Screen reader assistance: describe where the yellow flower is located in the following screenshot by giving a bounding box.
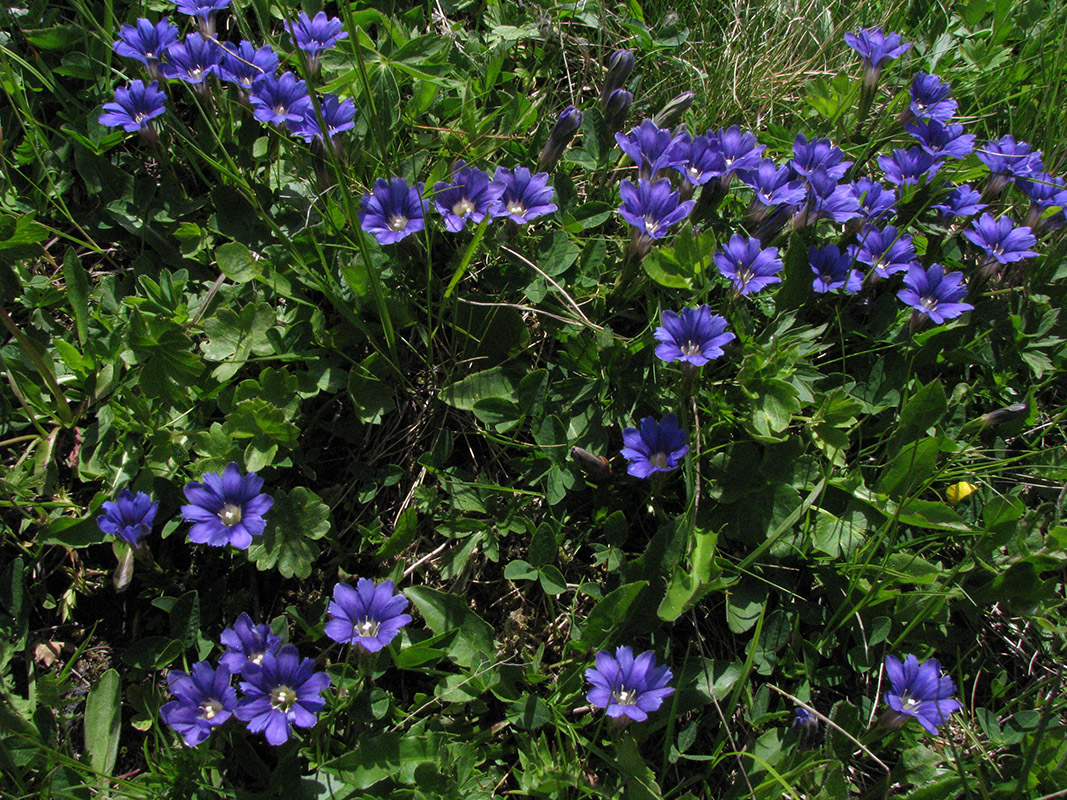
[946,481,977,505]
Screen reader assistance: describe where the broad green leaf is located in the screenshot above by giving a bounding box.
[168,590,200,649]
[62,248,90,344]
[378,507,417,560]
[215,241,260,284]
[406,586,496,668]
[321,731,442,789]
[247,487,332,579]
[200,302,275,381]
[572,581,647,648]
[528,523,557,568]
[84,669,121,776]
[439,366,516,411]
[877,437,940,498]
[888,380,947,457]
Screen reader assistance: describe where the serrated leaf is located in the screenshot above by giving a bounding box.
[247,487,331,579]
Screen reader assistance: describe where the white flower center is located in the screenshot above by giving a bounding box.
[199,699,223,720]
[644,216,660,234]
[274,104,287,116]
[356,618,381,638]
[681,341,702,356]
[218,503,242,527]
[388,214,409,232]
[249,651,265,665]
[921,296,939,311]
[613,687,638,705]
[270,686,297,712]
[452,198,475,217]
[649,452,668,469]
[506,200,526,216]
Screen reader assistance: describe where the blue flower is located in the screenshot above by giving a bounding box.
[600,49,635,108]
[962,213,1038,265]
[96,489,159,547]
[603,88,633,135]
[844,28,911,76]
[218,613,283,675]
[897,263,973,324]
[180,462,274,549]
[325,578,412,653]
[234,645,330,746]
[908,72,957,122]
[877,147,942,186]
[174,0,231,34]
[850,177,897,222]
[98,80,167,133]
[431,161,504,232]
[489,167,557,225]
[1017,172,1067,209]
[249,71,311,127]
[112,18,180,76]
[848,225,916,278]
[708,125,765,176]
[932,184,986,220]
[160,661,237,747]
[884,654,961,735]
[905,119,975,160]
[790,134,851,181]
[669,133,725,185]
[162,34,222,85]
[714,234,783,295]
[738,159,807,208]
[359,177,427,244]
[654,306,734,366]
[218,41,278,92]
[538,105,583,173]
[284,11,348,71]
[615,119,687,178]
[620,414,688,478]
[809,244,863,294]
[288,94,357,143]
[585,646,675,722]
[802,165,862,224]
[617,178,694,239]
[976,135,1044,180]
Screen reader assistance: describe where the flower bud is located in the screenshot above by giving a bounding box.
[981,402,1028,427]
[652,90,694,129]
[537,105,582,173]
[600,49,635,108]
[603,88,633,135]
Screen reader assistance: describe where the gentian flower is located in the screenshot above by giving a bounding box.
[615,119,687,178]
[976,135,1044,180]
[809,244,862,293]
[585,646,674,722]
[162,34,222,86]
[1017,173,1067,232]
[790,134,851,181]
[283,11,348,71]
[218,41,279,93]
[431,160,504,232]
[654,306,734,366]
[174,0,232,36]
[878,147,942,186]
[112,18,180,79]
[738,159,806,208]
[897,263,973,324]
[359,177,427,244]
[488,167,557,225]
[98,80,167,136]
[603,88,633,135]
[619,414,688,478]
[289,94,357,144]
[708,125,765,177]
[850,177,897,222]
[160,661,237,747]
[96,489,159,547]
[537,105,583,173]
[234,645,330,746]
[670,133,726,186]
[906,120,975,160]
[932,184,986,220]
[180,462,274,549]
[801,165,862,224]
[962,213,1038,265]
[848,225,916,278]
[907,73,957,123]
[793,706,819,730]
[324,578,412,652]
[883,654,962,735]
[249,71,311,127]
[600,49,635,109]
[845,28,911,86]
[617,178,694,239]
[714,234,783,295]
[218,613,283,675]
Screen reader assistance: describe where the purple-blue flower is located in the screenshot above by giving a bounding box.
[738,159,807,208]
[884,654,961,735]
[359,177,427,244]
[283,11,348,69]
[160,661,237,747]
[620,414,688,478]
[618,178,694,239]
[908,73,957,122]
[844,28,911,75]
[850,177,897,222]
[488,167,557,225]
[174,0,231,19]
[790,134,851,181]
[708,125,765,176]
[96,489,159,547]
[932,184,986,219]
[810,244,863,294]
[670,133,726,186]
[714,234,783,295]
[249,71,311,127]
[431,161,505,232]
[98,80,167,133]
[803,166,862,224]
[218,41,279,91]
[288,94,357,143]
[848,225,916,278]
[878,147,942,186]
[906,120,975,160]
[976,135,1043,180]
[162,34,222,85]
[962,213,1038,265]
[180,462,274,549]
[603,88,633,134]
[218,613,283,675]
[615,119,687,177]
[1017,172,1067,209]
[234,645,330,746]
[112,18,180,74]
[898,263,973,324]
[585,646,674,722]
[538,105,583,172]
[653,306,735,366]
[325,578,412,653]
[601,49,636,107]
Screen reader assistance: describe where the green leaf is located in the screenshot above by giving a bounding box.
[378,507,417,560]
[120,636,184,670]
[199,302,275,381]
[877,437,940,498]
[888,380,947,457]
[537,231,580,276]
[504,559,538,581]
[572,581,647,648]
[507,695,551,730]
[84,669,121,776]
[405,587,496,668]
[215,241,260,284]
[538,565,567,595]
[528,523,557,568]
[773,233,811,312]
[439,366,516,411]
[62,249,91,345]
[321,731,442,789]
[642,246,692,289]
[726,580,767,633]
[247,487,332,579]
[168,590,201,649]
